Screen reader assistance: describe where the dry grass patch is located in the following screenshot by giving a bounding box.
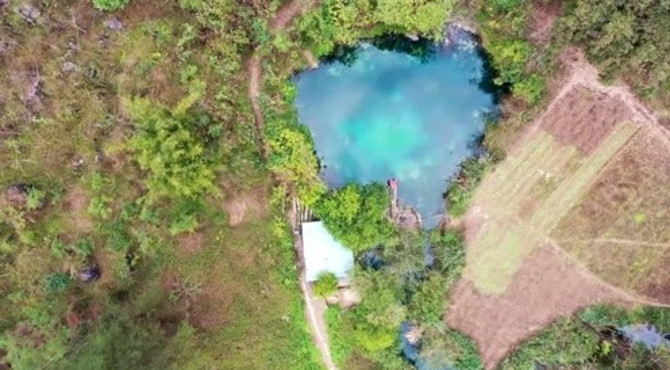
[553,127,670,301]
[448,245,624,370]
[223,187,270,227]
[465,120,637,294]
[63,184,93,233]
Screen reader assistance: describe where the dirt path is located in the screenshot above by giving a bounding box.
[289,200,338,370]
[247,2,334,368]
[247,0,314,160]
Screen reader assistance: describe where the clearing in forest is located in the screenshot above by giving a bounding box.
[446,51,670,369]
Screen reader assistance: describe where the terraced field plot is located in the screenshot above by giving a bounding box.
[447,59,670,369]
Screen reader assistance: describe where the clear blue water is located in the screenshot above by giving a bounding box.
[294,32,497,224]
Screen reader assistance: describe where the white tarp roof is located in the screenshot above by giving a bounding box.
[302,221,354,282]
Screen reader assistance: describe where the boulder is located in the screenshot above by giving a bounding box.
[337,287,361,308]
[78,265,100,283]
[103,17,123,31]
[62,61,77,73]
[4,184,29,208]
[16,4,40,25]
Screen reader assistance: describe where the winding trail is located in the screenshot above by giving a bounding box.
[248,0,314,160]
[247,2,337,369]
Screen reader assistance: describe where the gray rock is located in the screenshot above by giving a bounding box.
[15,4,40,25]
[24,77,42,103]
[78,265,100,283]
[0,40,9,54]
[4,184,29,208]
[62,61,77,73]
[104,17,123,31]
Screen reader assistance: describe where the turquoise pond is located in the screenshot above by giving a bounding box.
[294,31,497,224]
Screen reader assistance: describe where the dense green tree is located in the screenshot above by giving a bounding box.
[557,0,670,104]
[316,183,395,251]
[298,0,456,57]
[350,269,406,352]
[125,90,218,200]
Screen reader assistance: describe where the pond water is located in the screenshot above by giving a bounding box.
[294,29,497,224]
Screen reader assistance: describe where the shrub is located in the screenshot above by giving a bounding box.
[316,183,395,251]
[445,158,489,217]
[25,187,45,210]
[73,238,94,257]
[313,272,338,297]
[408,272,447,325]
[168,213,198,235]
[513,73,545,105]
[44,272,72,293]
[91,0,130,11]
[88,195,112,220]
[125,95,217,200]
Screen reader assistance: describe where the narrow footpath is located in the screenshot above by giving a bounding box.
[247,2,337,369]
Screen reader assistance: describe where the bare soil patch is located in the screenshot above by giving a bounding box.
[540,86,633,155]
[270,0,309,31]
[176,231,204,255]
[451,48,670,369]
[447,245,626,370]
[64,185,92,233]
[223,188,269,227]
[188,282,237,330]
[553,127,670,301]
[528,0,563,45]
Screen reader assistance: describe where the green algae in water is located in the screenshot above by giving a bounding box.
[294,33,497,224]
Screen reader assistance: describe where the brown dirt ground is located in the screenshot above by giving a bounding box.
[540,87,633,155]
[63,185,93,233]
[188,282,237,330]
[552,127,670,301]
[449,48,670,369]
[223,188,269,227]
[176,231,204,255]
[446,245,626,370]
[528,0,563,45]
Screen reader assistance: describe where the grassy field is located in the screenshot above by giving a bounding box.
[465,118,639,295]
[0,0,325,368]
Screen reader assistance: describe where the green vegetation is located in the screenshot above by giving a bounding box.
[265,83,325,207]
[2,0,669,369]
[316,183,395,252]
[91,0,130,11]
[125,92,219,201]
[445,157,491,217]
[298,0,456,57]
[314,272,339,297]
[476,0,548,105]
[503,305,670,369]
[324,229,481,369]
[557,0,670,105]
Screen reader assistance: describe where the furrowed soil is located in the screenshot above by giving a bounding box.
[448,49,670,369]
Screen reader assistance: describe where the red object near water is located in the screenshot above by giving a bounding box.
[389,178,398,190]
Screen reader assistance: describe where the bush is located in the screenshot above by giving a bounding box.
[501,318,599,369]
[313,272,338,297]
[126,95,218,200]
[420,327,483,370]
[44,272,71,293]
[26,187,45,210]
[513,73,545,105]
[445,158,489,217]
[408,272,447,325]
[92,0,130,11]
[168,213,198,235]
[316,183,395,251]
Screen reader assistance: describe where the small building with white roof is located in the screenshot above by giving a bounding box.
[301,221,354,282]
